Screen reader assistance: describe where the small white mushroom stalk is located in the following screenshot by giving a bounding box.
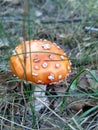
[32,84,49,112]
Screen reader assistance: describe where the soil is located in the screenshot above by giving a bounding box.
[0,0,98,130]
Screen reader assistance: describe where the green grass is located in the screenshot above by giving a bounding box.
[0,0,98,130]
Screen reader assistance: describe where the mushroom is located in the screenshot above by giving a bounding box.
[10,39,71,111]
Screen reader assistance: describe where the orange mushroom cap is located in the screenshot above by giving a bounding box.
[10,39,71,84]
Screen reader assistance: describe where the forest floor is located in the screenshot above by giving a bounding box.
[0,0,98,130]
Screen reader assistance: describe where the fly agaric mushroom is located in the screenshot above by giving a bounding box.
[10,39,71,111]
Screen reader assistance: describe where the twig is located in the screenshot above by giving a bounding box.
[0,16,90,23]
[40,18,85,24]
[84,26,98,32]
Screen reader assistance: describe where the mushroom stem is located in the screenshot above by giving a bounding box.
[33,84,49,111]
